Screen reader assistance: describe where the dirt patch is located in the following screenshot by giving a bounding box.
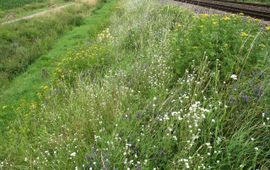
[1,0,98,25]
[1,3,74,25]
[77,0,97,5]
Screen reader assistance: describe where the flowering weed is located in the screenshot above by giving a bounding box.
[1,0,269,169]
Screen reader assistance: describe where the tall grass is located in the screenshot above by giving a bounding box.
[0,4,89,89]
[0,0,269,169]
[0,0,45,9]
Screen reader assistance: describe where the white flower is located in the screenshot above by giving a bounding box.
[144,159,148,165]
[254,147,259,151]
[185,162,190,169]
[173,136,177,141]
[70,152,76,157]
[230,74,238,80]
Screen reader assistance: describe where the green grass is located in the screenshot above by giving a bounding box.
[0,0,69,23]
[0,0,46,10]
[0,4,90,89]
[0,0,73,10]
[0,1,118,167]
[0,0,117,125]
[1,0,270,169]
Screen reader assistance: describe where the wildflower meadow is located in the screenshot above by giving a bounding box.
[0,0,269,169]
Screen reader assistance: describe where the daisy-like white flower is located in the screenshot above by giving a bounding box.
[230,74,238,80]
[70,152,76,157]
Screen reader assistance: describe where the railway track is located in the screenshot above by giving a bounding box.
[175,0,270,20]
[215,0,270,8]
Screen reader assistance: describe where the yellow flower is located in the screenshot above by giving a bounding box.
[266,26,270,31]
[30,103,37,110]
[223,16,230,21]
[213,21,218,25]
[200,13,209,18]
[37,92,42,98]
[43,85,49,91]
[240,32,248,37]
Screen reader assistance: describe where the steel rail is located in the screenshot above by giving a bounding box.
[214,0,270,8]
[175,0,270,20]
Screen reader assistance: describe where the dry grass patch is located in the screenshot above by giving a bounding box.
[76,0,97,5]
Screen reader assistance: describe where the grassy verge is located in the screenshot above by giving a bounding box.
[1,0,270,169]
[0,0,52,10]
[0,0,70,23]
[0,0,117,125]
[0,3,88,89]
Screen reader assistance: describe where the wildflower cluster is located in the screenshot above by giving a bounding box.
[53,43,110,86]
[1,0,269,169]
[97,28,113,42]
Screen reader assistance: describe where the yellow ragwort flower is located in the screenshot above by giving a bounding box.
[30,103,37,110]
[266,26,270,31]
[200,13,209,18]
[223,16,230,21]
[241,32,248,37]
[43,85,49,91]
